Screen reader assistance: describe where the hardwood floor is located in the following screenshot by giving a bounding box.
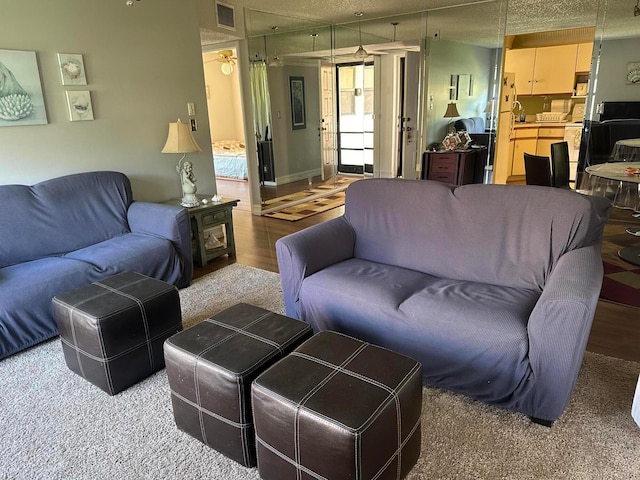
[196,181,640,364]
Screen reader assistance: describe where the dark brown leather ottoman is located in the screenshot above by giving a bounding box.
[163,303,313,467]
[252,331,423,480]
[52,271,182,396]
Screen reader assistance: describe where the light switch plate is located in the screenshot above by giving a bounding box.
[187,102,195,116]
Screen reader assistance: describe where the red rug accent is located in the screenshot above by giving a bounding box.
[600,261,640,308]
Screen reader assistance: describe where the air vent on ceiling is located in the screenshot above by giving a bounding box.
[216,1,235,31]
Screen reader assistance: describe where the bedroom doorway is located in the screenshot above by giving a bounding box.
[202,47,250,207]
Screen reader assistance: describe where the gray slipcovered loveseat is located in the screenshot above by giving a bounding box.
[0,171,192,360]
[276,178,611,423]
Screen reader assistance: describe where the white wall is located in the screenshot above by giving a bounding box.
[425,40,493,146]
[0,0,215,201]
[203,52,244,143]
[594,37,640,105]
[268,63,321,183]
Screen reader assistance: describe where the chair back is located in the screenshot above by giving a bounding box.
[524,152,552,186]
[550,141,571,189]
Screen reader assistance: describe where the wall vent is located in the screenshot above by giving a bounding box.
[216,2,235,31]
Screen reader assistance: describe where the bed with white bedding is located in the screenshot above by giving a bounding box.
[213,140,248,179]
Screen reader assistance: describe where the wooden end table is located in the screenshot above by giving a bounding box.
[163,195,239,267]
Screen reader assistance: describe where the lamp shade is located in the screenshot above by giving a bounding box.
[443,102,460,118]
[161,119,202,154]
[354,45,368,59]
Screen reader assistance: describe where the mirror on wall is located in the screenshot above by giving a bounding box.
[245,9,430,211]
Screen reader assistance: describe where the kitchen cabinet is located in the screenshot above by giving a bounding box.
[536,126,566,158]
[505,45,578,95]
[575,43,593,72]
[503,124,565,182]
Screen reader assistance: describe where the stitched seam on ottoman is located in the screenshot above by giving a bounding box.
[371,417,421,480]
[95,282,154,371]
[59,323,180,363]
[238,375,249,466]
[206,316,284,354]
[255,434,328,480]
[68,306,86,380]
[293,343,368,480]
[96,311,114,394]
[170,389,252,429]
[291,350,421,480]
[188,315,267,447]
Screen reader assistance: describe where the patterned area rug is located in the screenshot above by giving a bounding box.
[263,191,345,221]
[262,177,359,221]
[601,260,640,308]
[599,208,640,308]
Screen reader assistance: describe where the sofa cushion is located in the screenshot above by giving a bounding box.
[0,257,95,359]
[298,258,540,404]
[344,179,610,290]
[0,171,132,269]
[63,233,183,285]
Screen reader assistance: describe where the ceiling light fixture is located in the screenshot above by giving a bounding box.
[125,0,140,6]
[216,49,237,75]
[391,22,399,42]
[268,26,284,67]
[354,12,368,59]
[311,33,318,52]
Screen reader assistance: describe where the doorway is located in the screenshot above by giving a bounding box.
[336,62,375,175]
[201,47,250,206]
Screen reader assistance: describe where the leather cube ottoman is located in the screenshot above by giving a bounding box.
[252,331,423,480]
[52,271,182,396]
[163,303,313,467]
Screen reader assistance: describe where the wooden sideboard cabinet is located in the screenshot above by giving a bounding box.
[421,149,484,185]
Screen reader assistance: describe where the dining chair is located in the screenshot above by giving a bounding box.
[524,152,552,186]
[550,141,572,189]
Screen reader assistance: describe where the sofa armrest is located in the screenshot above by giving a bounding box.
[276,216,354,318]
[526,244,603,420]
[127,202,193,288]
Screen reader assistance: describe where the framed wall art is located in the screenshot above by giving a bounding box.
[626,62,640,84]
[65,90,94,121]
[289,76,306,130]
[57,53,87,85]
[0,49,48,127]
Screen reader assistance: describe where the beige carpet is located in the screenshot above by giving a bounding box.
[1,264,639,479]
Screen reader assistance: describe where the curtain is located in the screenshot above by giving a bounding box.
[250,62,272,141]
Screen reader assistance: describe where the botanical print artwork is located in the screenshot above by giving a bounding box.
[57,53,87,85]
[65,90,94,121]
[0,49,47,127]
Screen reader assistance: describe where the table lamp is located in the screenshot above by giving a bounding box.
[161,119,202,207]
[444,102,460,133]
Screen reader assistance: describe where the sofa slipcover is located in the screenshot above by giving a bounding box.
[0,171,192,360]
[276,178,611,423]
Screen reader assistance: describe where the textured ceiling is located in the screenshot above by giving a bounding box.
[236,0,638,41]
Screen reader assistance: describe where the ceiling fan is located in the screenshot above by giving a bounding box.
[216,50,237,75]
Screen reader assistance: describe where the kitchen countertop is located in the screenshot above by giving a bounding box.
[512,122,570,128]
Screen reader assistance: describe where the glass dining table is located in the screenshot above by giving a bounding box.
[578,161,640,266]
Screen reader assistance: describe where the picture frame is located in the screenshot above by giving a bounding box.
[65,90,94,121]
[57,53,87,85]
[289,76,306,130]
[0,49,48,127]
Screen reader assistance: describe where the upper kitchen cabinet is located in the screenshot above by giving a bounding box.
[506,44,578,95]
[575,42,593,72]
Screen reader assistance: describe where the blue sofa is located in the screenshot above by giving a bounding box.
[0,171,192,360]
[276,178,611,423]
